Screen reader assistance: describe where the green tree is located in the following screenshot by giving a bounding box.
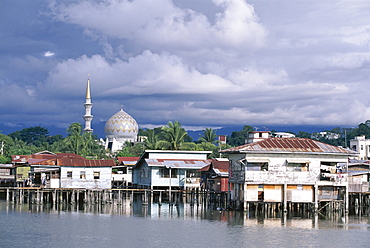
[296,131,311,139]
[116,142,145,157]
[199,128,217,143]
[61,123,106,158]
[9,138,36,155]
[63,123,84,154]
[0,133,13,157]
[80,132,106,158]
[9,126,49,146]
[142,129,164,150]
[227,125,253,147]
[161,121,188,150]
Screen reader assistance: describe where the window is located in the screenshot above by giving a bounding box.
[94,171,100,179]
[67,171,72,178]
[286,162,309,172]
[186,170,201,178]
[80,171,86,179]
[159,168,178,178]
[246,162,268,171]
[361,145,364,150]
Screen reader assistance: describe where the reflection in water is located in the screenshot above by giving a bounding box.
[1,199,370,230]
[2,200,370,248]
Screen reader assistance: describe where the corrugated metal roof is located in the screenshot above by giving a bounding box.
[28,158,51,165]
[12,153,86,164]
[348,170,370,176]
[210,160,229,173]
[145,159,210,169]
[117,157,140,165]
[56,159,115,167]
[222,137,358,154]
[118,157,140,162]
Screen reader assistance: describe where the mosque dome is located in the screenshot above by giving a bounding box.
[104,108,139,142]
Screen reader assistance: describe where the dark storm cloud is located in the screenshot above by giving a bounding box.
[2,0,370,135]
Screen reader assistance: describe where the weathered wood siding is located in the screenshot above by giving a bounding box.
[229,154,349,185]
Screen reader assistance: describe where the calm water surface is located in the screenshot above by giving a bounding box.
[1,200,370,248]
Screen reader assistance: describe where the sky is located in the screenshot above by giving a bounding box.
[1,0,370,138]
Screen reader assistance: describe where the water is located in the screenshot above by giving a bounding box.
[1,201,370,248]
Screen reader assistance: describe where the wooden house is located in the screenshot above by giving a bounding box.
[112,157,140,188]
[12,151,115,189]
[12,151,84,187]
[222,137,357,211]
[199,158,229,192]
[347,160,370,193]
[132,150,211,190]
[0,164,15,187]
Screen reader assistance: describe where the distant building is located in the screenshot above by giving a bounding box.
[218,135,227,145]
[83,78,93,133]
[245,131,270,144]
[100,108,139,153]
[350,136,370,160]
[311,131,340,140]
[274,132,295,138]
[245,131,295,144]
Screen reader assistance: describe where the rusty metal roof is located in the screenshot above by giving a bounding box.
[222,137,358,154]
[117,157,140,165]
[145,159,210,169]
[12,153,86,164]
[56,159,115,167]
[198,159,229,177]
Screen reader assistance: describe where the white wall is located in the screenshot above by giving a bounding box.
[60,167,112,189]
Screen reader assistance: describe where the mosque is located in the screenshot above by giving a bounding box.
[83,79,139,152]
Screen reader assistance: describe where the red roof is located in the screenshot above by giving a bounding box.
[222,137,357,154]
[199,160,229,172]
[56,159,115,167]
[117,157,140,163]
[12,153,86,163]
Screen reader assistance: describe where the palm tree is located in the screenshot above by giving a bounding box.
[63,123,83,154]
[161,121,188,150]
[62,123,107,158]
[199,128,217,143]
[141,129,169,150]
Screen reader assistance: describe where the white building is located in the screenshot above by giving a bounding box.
[350,136,370,160]
[132,150,211,190]
[101,108,139,152]
[222,137,357,211]
[83,79,93,133]
[13,152,115,189]
[245,131,270,144]
[58,159,114,189]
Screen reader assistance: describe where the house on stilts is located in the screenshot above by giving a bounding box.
[221,135,358,212]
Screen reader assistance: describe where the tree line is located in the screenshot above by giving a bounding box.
[1,120,370,163]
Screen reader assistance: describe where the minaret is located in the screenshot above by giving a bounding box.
[83,78,93,132]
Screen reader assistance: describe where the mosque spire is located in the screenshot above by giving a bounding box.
[83,77,93,133]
